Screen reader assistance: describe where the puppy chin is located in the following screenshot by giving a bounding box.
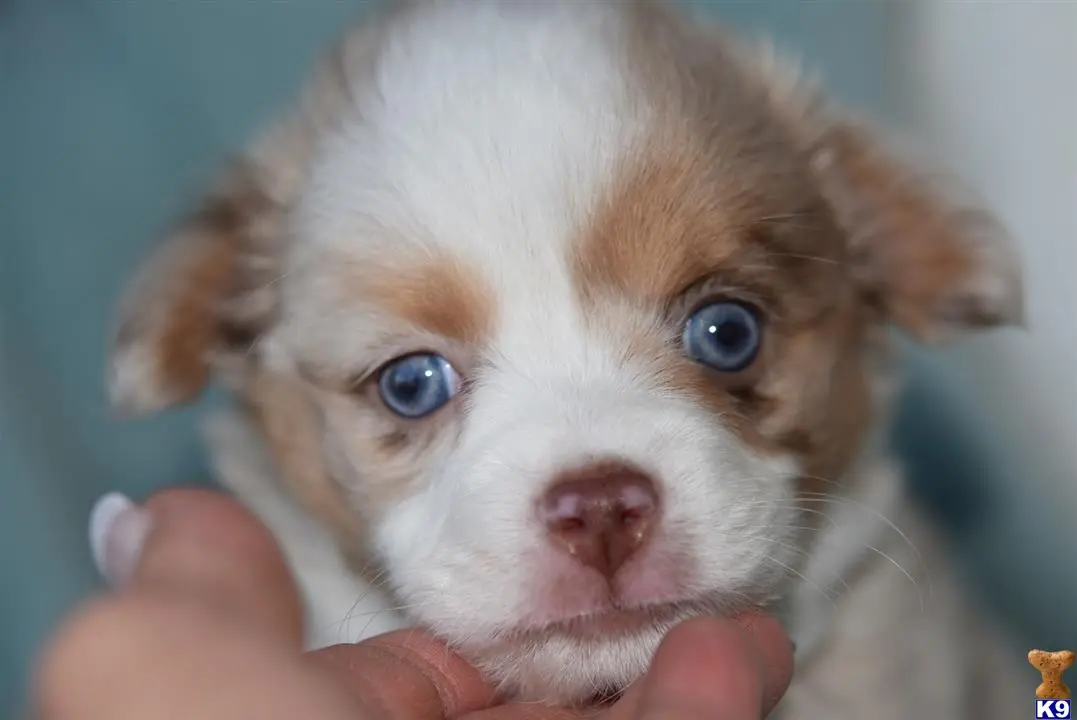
[464,617,674,705]
[450,553,781,706]
[461,588,771,706]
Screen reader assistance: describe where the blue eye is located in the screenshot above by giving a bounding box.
[377,353,459,418]
[682,301,762,372]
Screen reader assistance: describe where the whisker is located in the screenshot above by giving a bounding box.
[732,483,927,585]
[256,270,290,290]
[760,555,838,608]
[767,251,843,266]
[737,497,929,604]
[795,487,932,599]
[865,542,925,611]
[765,537,850,595]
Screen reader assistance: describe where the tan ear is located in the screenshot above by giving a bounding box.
[108,163,283,416]
[809,121,1025,342]
[107,15,373,416]
[733,39,1023,342]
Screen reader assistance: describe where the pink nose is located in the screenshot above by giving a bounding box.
[538,462,660,580]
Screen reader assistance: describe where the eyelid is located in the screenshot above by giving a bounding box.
[294,351,431,396]
[359,347,471,399]
[349,349,438,393]
[673,278,770,323]
[345,364,382,394]
[291,328,467,395]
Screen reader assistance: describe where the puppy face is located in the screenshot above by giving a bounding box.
[108,0,1022,704]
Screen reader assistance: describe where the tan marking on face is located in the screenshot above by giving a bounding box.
[360,252,497,346]
[572,3,875,489]
[573,131,872,478]
[613,291,873,492]
[757,314,876,489]
[574,149,743,306]
[242,368,362,543]
[241,367,441,583]
[243,252,482,573]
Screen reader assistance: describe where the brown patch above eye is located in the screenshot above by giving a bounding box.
[360,251,497,346]
[240,368,364,544]
[571,152,744,308]
[575,170,874,489]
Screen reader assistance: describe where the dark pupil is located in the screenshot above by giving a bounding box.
[713,319,748,348]
[389,367,422,400]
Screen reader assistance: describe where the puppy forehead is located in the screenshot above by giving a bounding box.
[302,1,645,260]
[290,0,822,349]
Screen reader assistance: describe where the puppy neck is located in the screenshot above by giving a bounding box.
[774,424,906,664]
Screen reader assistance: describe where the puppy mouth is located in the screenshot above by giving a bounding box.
[515,597,721,641]
[550,605,679,638]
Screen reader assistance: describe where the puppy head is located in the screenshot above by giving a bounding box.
[108,0,1022,704]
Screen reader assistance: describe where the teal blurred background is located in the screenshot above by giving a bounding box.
[2,1,1074,716]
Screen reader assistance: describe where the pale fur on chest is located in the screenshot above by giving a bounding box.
[205,404,1028,718]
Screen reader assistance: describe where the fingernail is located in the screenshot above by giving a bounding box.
[89,492,151,587]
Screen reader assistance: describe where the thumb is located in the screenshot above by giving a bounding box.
[611,614,794,720]
[89,487,304,645]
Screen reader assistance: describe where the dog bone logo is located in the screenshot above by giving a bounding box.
[1029,649,1076,700]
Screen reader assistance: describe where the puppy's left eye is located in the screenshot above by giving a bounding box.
[682,301,762,372]
[377,353,460,418]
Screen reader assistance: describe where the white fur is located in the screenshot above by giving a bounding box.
[252,2,814,700]
[169,0,1029,714]
[278,0,652,374]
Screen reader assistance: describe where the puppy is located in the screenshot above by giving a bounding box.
[108,0,1031,716]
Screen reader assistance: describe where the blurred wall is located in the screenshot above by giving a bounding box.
[897,0,1077,646]
[1,1,369,713]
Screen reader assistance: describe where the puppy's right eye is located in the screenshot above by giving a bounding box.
[377,353,460,419]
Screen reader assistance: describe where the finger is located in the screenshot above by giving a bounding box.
[311,630,499,719]
[609,614,794,720]
[89,488,303,646]
[33,594,360,720]
[35,542,498,720]
[461,613,794,720]
[461,704,589,720]
[731,612,795,712]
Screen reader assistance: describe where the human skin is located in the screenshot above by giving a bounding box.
[30,489,795,720]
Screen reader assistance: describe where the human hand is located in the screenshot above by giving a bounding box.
[31,488,794,719]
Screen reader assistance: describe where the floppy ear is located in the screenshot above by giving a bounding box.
[106,17,375,416]
[107,162,286,416]
[739,40,1023,342]
[807,119,1025,342]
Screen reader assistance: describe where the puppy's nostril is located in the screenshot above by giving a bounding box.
[538,462,660,580]
[553,516,587,533]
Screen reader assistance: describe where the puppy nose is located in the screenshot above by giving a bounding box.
[539,462,659,580]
